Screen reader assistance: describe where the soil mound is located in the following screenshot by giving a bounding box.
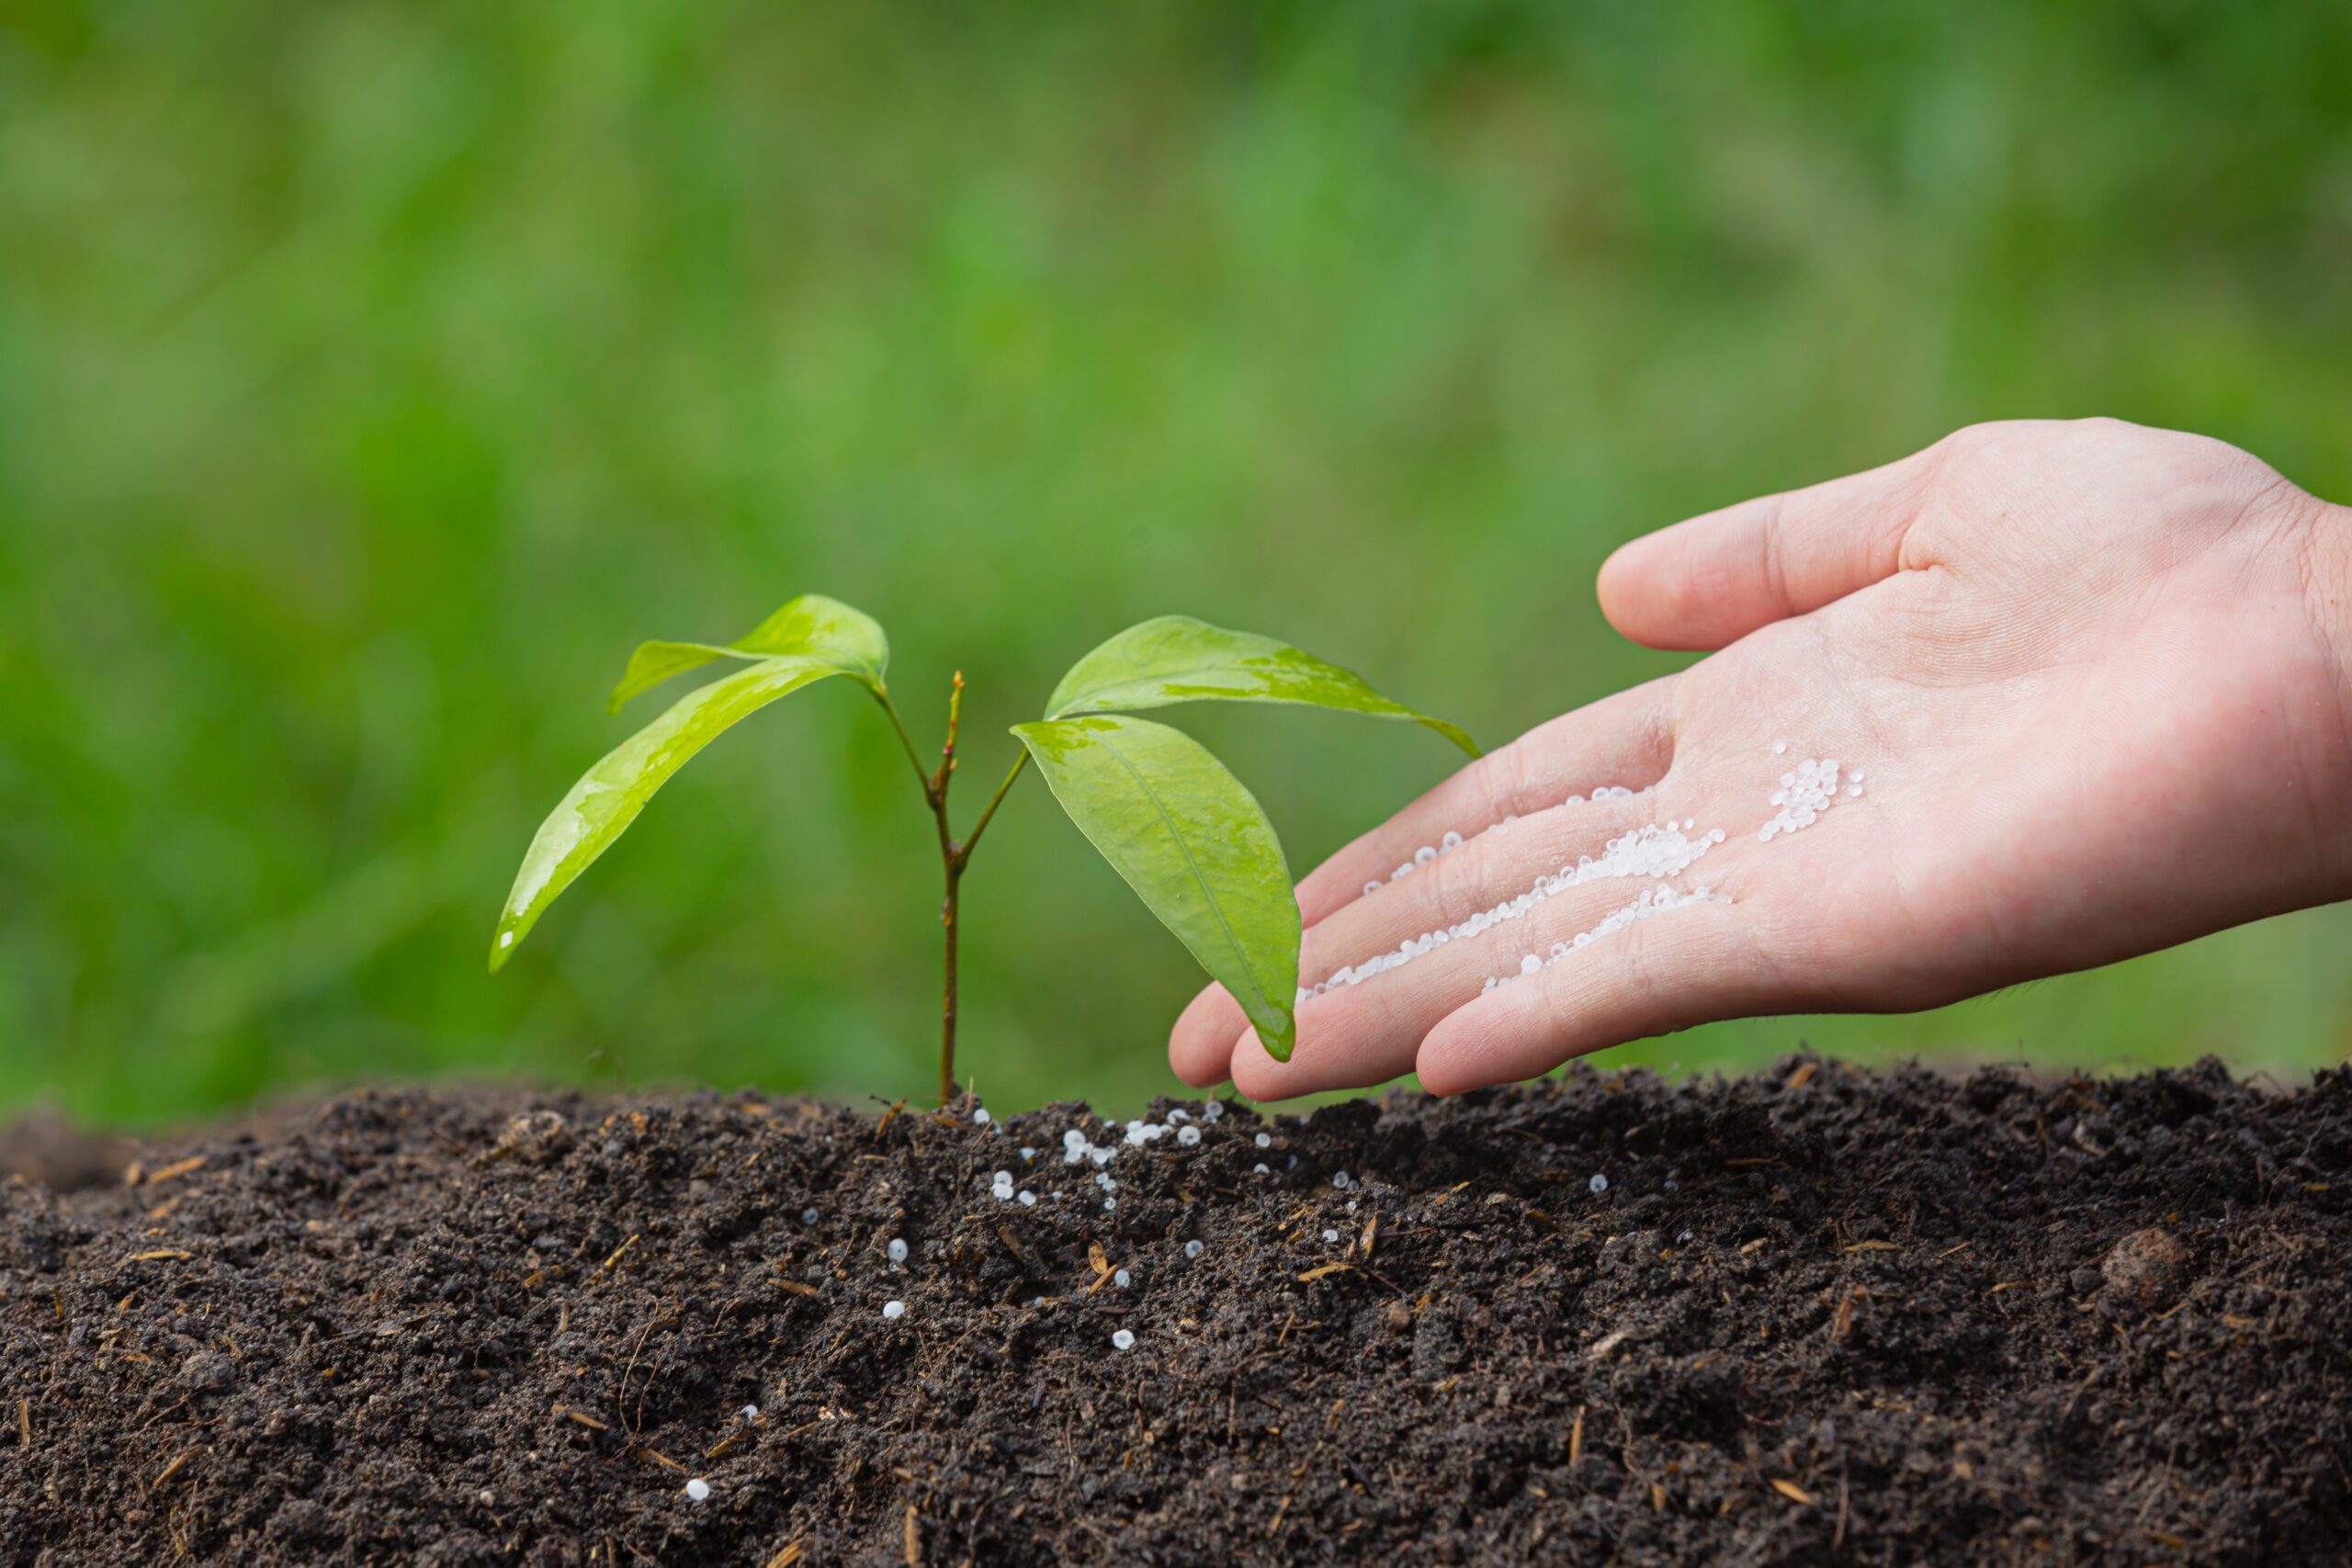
[4,1057,2347,1565]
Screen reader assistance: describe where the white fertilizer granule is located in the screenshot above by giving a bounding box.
[881,1300,906,1320]
[1111,1330,1136,1350]
[1759,756,1840,841]
[1483,885,1731,992]
[685,1478,711,1502]
[1302,818,1726,1001]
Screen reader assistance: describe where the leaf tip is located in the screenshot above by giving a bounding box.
[488,923,521,973]
[1258,1009,1298,1063]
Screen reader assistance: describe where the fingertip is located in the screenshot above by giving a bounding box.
[1413,965,1586,1095]
[1593,536,1657,642]
[1597,526,1735,651]
[1411,1006,1501,1098]
[1168,985,1244,1088]
[1169,1037,1231,1089]
[1227,1029,1310,1103]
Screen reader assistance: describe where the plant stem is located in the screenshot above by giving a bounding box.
[876,688,933,797]
[938,852,963,1109]
[961,751,1031,857]
[931,673,965,1105]
[885,674,1030,1107]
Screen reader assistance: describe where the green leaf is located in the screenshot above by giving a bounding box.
[1045,615,1478,755]
[492,656,854,970]
[608,593,888,712]
[1013,715,1303,1060]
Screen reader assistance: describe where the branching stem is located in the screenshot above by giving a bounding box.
[882,672,1030,1106]
[962,751,1031,858]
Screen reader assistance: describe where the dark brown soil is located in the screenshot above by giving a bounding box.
[4,1056,2349,1566]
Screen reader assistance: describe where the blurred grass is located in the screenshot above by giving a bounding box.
[2,0,2348,1125]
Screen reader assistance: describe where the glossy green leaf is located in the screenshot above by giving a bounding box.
[1013,715,1302,1059]
[1044,615,1479,756]
[492,656,854,969]
[608,593,889,712]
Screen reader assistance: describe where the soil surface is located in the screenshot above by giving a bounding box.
[3,1056,2349,1566]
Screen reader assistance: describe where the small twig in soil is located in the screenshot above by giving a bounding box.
[617,1314,662,1436]
[2060,1364,2105,1425]
[143,1155,207,1187]
[135,1395,190,1434]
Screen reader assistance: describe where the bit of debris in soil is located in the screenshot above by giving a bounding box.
[2,1056,2348,1564]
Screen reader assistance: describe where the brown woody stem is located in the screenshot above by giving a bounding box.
[881,673,1027,1107]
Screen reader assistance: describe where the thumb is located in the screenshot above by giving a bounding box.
[1598,437,1948,650]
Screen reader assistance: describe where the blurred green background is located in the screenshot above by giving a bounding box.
[4,1,2349,1126]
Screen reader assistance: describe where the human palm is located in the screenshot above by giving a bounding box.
[1170,419,2352,1099]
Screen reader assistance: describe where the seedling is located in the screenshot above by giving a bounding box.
[491,595,1476,1102]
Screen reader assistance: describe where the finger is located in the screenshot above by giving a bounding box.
[1296,791,1670,997]
[1293,678,1678,924]
[1414,898,1779,1094]
[1175,783,1674,1092]
[1169,982,1244,1088]
[1233,811,1738,1100]
[1597,438,1948,650]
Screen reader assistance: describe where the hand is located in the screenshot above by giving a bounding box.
[1170,418,2352,1099]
